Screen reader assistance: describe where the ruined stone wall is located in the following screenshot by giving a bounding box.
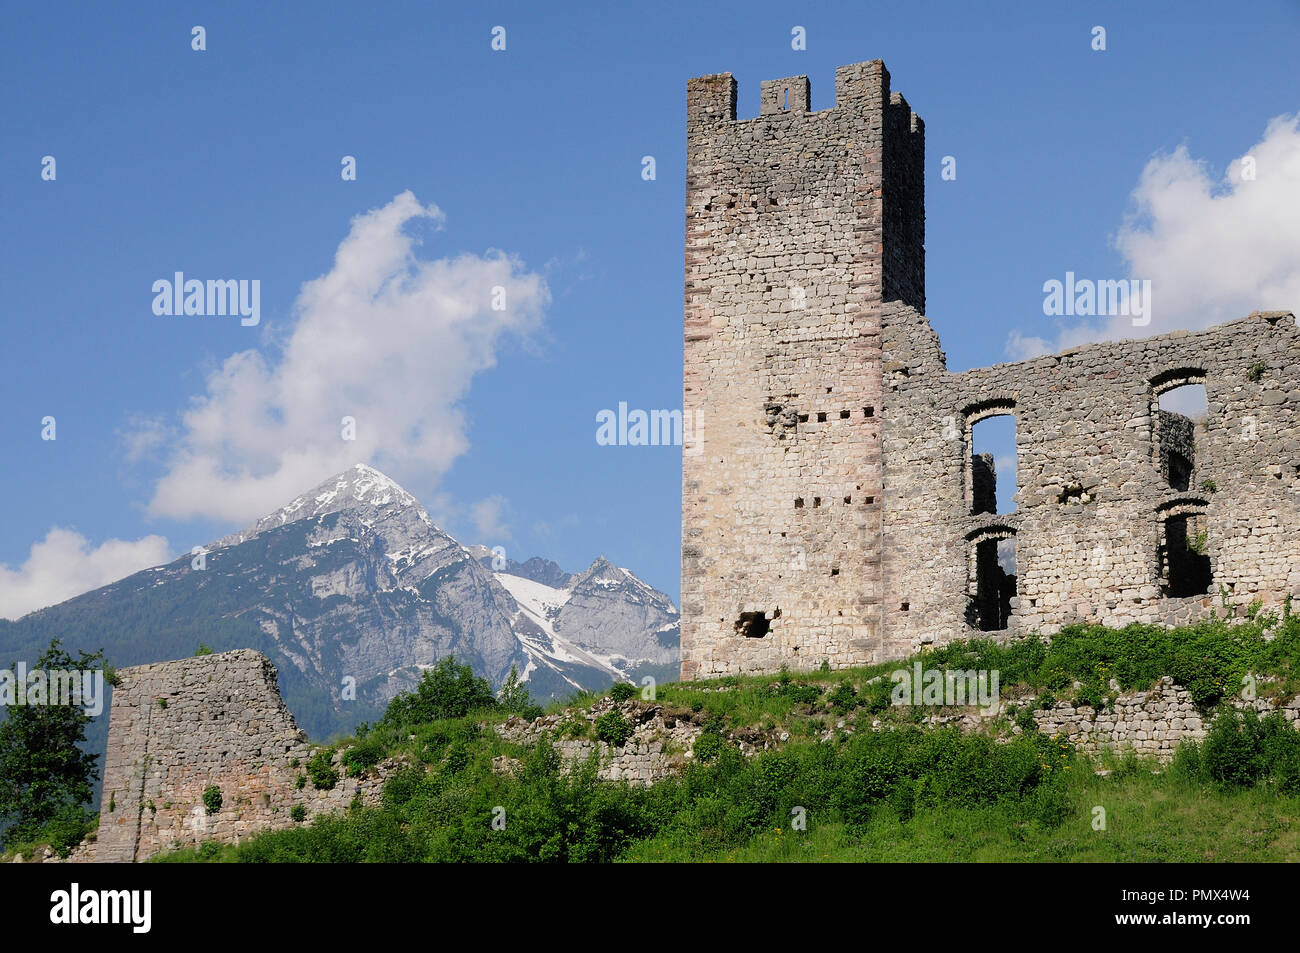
[881,303,1300,656]
[681,60,923,678]
[95,649,391,862]
[680,58,1300,680]
[1033,677,1300,759]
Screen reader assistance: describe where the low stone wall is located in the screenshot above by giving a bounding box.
[1032,676,1300,759]
[495,698,708,784]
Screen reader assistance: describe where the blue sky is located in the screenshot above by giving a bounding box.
[3,0,1298,615]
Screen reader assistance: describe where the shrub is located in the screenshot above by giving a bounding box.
[1033,777,1070,828]
[595,710,634,748]
[306,750,339,790]
[341,739,384,776]
[290,805,306,823]
[498,665,542,718]
[692,731,724,763]
[380,656,497,728]
[609,682,637,703]
[827,681,858,713]
[202,785,222,815]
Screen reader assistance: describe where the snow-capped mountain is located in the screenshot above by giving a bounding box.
[0,464,680,740]
[474,550,680,689]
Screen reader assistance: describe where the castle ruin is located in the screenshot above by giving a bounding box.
[93,650,391,862]
[680,58,1300,680]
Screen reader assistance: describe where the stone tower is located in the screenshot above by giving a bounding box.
[680,60,924,679]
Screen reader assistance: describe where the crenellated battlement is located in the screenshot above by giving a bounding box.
[686,59,921,129]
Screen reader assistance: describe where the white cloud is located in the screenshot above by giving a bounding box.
[470,495,511,544]
[0,528,171,620]
[144,191,549,523]
[1006,114,1300,357]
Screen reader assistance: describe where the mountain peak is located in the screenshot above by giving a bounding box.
[212,463,433,549]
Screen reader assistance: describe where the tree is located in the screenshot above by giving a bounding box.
[0,639,111,847]
[497,665,540,717]
[380,656,497,727]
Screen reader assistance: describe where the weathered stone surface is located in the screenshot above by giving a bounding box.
[89,649,396,862]
[1031,676,1300,760]
[681,57,1300,679]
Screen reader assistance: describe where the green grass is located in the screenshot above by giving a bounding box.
[149,617,1300,863]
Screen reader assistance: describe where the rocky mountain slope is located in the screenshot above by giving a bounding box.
[0,464,679,741]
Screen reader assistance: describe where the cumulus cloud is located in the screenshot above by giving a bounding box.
[1006,114,1300,358]
[469,495,511,544]
[143,191,549,523]
[0,528,172,620]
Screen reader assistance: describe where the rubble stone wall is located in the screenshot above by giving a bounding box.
[94,649,392,862]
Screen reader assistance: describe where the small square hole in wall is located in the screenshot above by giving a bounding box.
[798,413,809,423]
[865,496,875,504]
[826,387,832,393]
[831,568,840,576]
[864,407,874,417]
[813,497,822,507]
[817,412,827,422]
[900,602,910,612]
[794,497,804,508]
[844,496,852,504]
[840,410,850,419]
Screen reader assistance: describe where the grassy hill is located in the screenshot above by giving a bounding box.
[145,614,1300,863]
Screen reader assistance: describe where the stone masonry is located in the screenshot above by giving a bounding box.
[93,649,395,862]
[1032,677,1300,760]
[681,58,1300,679]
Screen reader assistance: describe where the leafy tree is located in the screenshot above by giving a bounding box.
[0,639,110,846]
[498,665,541,718]
[381,656,497,727]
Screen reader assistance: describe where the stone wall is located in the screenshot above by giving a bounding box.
[681,60,924,679]
[94,649,393,862]
[880,303,1300,657]
[1032,677,1300,759]
[679,56,1300,680]
[495,698,704,784]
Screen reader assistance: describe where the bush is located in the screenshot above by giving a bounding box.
[341,740,384,776]
[290,805,306,823]
[1197,709,1300,791]
[381,656,498,728]
[692,731,724,763]
[609,682,637,703]
[202,785,222,815]
[306,750,339,790]
[827,681,858,713]
[595,710,634,748]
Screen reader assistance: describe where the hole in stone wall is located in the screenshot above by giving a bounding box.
[1056,483,1096,505]
[1156,384,1206,491]
[840,410,850,419]
[970,415,1017,516]
[830,568,839,576]
[970,537,1016,631]
[900,602,909,612]
[734,609,778,638]
[864,407,874,417]
[865,496,874,504]
[794,497,804,508]
[813,497,822,507]
[798,413,809,423]
[844,495,852,504]
[817,412,827,422]
[1161,514,1212,597]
